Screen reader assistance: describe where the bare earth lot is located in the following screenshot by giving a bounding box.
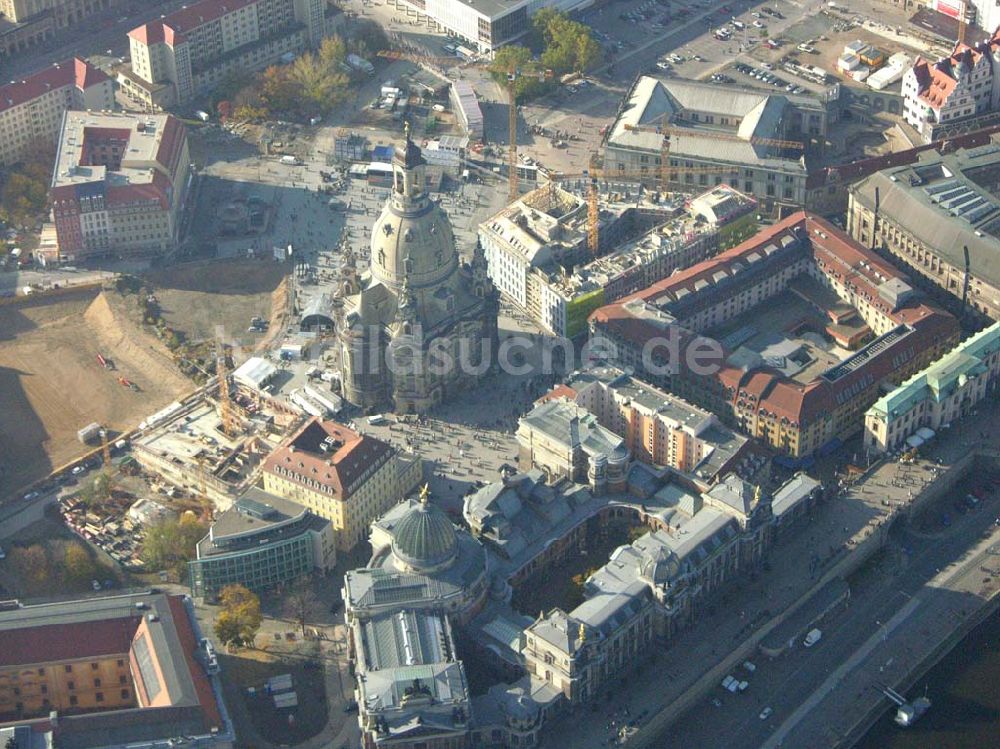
[143,258,289,348]
[0,288,190,498]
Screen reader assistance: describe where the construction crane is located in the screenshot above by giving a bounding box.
[215,344,237,438]
[100,428,112,470]
[547,156,759,252]
[376,50,553,201]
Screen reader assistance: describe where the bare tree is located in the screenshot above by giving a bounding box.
[285,575,318,636]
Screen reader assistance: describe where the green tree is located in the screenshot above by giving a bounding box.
[318,35,348,69]
[215,584,262,648]
[61,542,96,585]
[490,46,546,100]
[531,9,600,74]
[259,65,302,115]
[141,515,208,578]
[289,53,350,116]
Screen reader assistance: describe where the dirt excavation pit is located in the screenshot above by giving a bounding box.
[0,288,191,499]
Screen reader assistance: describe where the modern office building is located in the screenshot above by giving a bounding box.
[47,111,191,263]
[901,27,1000,142]
[189,488,336,599]
[603,77,827,209]
[0,592,234,748]
[848,141,1000,320]
[120,0,326,108]
[262,417,422,551]
[864,321,1000,453]
[0,57,113,168]
[554,366,751,483]
[395,0,592,54]
[590,211,961,457]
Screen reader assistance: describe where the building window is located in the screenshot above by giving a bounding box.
[91,663,99,671]
[67,681,75,690]
[94,678,102,687]
[69,695,78,706]
[95,692,104,703]
[65,665,72,673]
[121,689,130,700]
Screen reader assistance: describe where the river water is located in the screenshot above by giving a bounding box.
[854,608,1000,749]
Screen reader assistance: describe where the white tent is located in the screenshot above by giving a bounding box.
[233,356,277,390]
[905,434,924,448]
[916,427,935,441]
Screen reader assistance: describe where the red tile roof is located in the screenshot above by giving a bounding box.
[910,29,1000,110]
[536,383,577,404]
[589,211,961,431]
[166,0,257,33]
[0,617,139,667]
[74,57,109,90]
[0,58,106,114]
[263,418,393,499]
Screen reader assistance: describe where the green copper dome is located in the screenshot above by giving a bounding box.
[391,498,457,570]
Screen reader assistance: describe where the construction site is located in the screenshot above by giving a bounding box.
[132,363,302,511]
[0,287,192,500]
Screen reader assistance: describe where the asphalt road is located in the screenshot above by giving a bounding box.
[667,493,1000,749]
[4,1,193,80]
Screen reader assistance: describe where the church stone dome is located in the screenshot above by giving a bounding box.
[391,498,458,571]
[369,131,458,292]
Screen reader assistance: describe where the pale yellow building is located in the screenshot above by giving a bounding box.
[262,417,422,551]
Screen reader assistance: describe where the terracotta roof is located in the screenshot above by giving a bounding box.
[74,57,109,90]
[912,30,1000,110]
[589,211,961,431]
[263,417,393,499]
[127,22,166,45]
[0,616,139,667]
[0,58,105,114]
[535,383,577,404]
[128,20,185,46]
[164,0,258,33]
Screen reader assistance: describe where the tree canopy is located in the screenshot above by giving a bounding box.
[141,514,208,579]
[214,584,262,648]
[490,46,547,100]
[0,140,53,230]
[532,9,601,74]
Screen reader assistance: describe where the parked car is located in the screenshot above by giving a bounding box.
[760,707,773,720]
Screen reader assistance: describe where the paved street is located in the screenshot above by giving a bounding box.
[669,481,1000,749]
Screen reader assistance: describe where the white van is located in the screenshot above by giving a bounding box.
[803,628,823,647]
